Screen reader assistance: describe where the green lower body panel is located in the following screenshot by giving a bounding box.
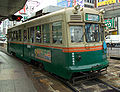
[7,43,109,80]
[67,60,108,72]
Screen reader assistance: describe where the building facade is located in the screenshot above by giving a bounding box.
[84,0,95,8]
[97,0,120,35]
[0,19,10,35]
[57,0,95,8]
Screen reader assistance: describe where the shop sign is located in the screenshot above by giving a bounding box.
[57,0,73,7]
[57,0,84,7]
[104,18,114,29]
[57,1,68,7]
[19,6,26,14]
[97,0,116,7]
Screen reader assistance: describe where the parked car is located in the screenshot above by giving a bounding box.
[105,35,120,47]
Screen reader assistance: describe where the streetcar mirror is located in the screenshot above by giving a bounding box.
[80,7,83,11]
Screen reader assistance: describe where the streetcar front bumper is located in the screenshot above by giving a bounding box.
[66,60,109,72]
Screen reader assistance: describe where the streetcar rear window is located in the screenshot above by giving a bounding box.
[85,24,100,42]
[70,26,83,43]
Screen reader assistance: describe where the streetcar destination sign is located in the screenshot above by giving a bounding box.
[85,14,99,22]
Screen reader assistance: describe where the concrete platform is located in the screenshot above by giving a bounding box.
[0,46,72,92]
[0,51,37,92]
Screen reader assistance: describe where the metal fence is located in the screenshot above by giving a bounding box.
[107,46,120,58]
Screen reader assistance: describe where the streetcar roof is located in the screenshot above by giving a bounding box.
[8,7,100,30]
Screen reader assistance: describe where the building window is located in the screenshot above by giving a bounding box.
[52,21,62,44]
[84,4,94,8]
[91,0,94,3]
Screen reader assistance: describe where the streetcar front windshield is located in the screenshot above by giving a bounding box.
[85,24,100,42]
[70,25,83,43]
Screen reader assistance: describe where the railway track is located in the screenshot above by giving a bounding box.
[95,78,120,92]
[51,73,120,92]
[24,62,120,92]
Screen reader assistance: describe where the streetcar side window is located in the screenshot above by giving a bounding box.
[7,32,10,41]
[100,26,104,41]
[23,30,27,41]
[16,31,19,41]
[30,27,35,43]
[52,21,62,44]
[42,24,50,43]
[18,30,22,41]
[13,31,16,41]
[36,26,42,43]
[11,32,13,41]
[70,26,83,43]
[85,24,100,42]
[28,28,30,42]
[8,31,12,41]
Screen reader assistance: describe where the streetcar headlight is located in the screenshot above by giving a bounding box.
[76,54,82,61]
[77,55,82,61]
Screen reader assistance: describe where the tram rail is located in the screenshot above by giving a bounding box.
[28,62,120,92]
[95,78,120,92]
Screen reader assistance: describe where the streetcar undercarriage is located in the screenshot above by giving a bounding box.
[71,67,108,85]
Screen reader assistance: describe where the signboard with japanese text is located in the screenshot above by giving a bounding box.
[57,0,84,7]
[104,18,114,29]
[97,0,116,7]
[19,6,26,14]
[76,0,84,7]
[85,14,99,22]
[57,1,69,7]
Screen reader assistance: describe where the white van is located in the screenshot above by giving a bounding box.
[105,35,120,46]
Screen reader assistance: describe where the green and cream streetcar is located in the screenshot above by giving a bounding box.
[7,6,109,81]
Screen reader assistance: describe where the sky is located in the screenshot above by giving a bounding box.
[26,0,57,12]
[16,0,57,18]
